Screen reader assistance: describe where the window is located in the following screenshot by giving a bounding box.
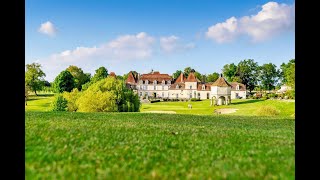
[162,92,164,97]
[162,80,165,85]
[145,80,148,84]
[162,86,164,90]
[176,94,178,98]
[236,85,240,90]
[190,85,192,89]
[198,93,200,98]
[168,80,171,84]
[202,85,205,90]
[139,92,142,96]
[153,80,157,85]
[154,86,156,90]
[176,85,179,89]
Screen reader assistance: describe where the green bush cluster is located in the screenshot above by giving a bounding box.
[50,94,68,111]
[284,90,295,99]
[60,77,141,112]
[190,98,201,101]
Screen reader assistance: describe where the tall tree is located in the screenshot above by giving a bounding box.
[66,65,91,90]
[206,72,219,82]
[172,70,182,79]
[280,59,295,89]
[183,67,192,77]
[91,66,108,82]
[194,71,202,80]
[53,70,75,93]
[236,59,259,93]
[222,63,237,82]
[258,63,280,90]
[25,63,46,96]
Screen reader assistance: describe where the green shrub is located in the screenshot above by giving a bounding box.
[190,98,201,101]
[76,90,117,112]
[256,106,280,116]
[50,94,68,111]
[260,97,267,100]
[285,90,295,99]
[150,100,160,103]
[63,88,81,112]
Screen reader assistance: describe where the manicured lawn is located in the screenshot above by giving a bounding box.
[141,99,295,117]
[25,94,295,179]
[26,112,294,179]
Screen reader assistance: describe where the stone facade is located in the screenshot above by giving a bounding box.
[125,70,247,105]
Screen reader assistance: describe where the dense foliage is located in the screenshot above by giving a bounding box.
[50,94,68,111]
[280,59,295,89]
[64,77,141,112]
[25,63,46,96]
[66,65,91,91]
[53,70,75,93]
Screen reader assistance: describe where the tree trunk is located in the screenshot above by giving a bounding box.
[34,90,38,96]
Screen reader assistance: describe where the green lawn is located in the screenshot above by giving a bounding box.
[142,99,295,117]
[25,94,295,179]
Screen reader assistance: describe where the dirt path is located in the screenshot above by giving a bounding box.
[214,108,238,114]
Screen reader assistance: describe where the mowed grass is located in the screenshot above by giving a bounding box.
[141,99,295,117]
[25,94,295,179]
[26,112,294,179]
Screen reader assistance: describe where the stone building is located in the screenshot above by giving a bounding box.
[125,70,245,105]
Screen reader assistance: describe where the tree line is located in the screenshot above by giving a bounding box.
[25,58,295,96]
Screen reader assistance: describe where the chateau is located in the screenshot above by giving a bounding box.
[125,70,246,105]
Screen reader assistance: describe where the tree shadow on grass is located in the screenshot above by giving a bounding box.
[231,99,264,105]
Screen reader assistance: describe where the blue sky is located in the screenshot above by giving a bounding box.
[26,0,295,82]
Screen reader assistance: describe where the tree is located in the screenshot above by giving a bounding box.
[183,67,192,77]
[25,63,46,96]
[222,63,237,82]
[206,72,219,82]
[258,63,280,90]
[91,66,108,82]
[172,70,182,79]
[280,59,295,89]
[66,65,91,91]
[194,71,202,80]
[53,70,75,93]
[236,59,259,93]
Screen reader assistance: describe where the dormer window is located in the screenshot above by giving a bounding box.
[153,80,157,85]
[176,85,179,89]
[202,85,205,90]
[236,85,240,90]
[162,80,165,85]
[168,80,171,85]
[145,80,148,84]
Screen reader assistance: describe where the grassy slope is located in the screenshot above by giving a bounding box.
[25,94,295,179]
[26,112,294,179]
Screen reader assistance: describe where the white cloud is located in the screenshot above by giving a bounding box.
[206,17,238,43]
[160,35,195,53]
[206,1,295,43]
[38,21,57,36]
[39,32,155,81]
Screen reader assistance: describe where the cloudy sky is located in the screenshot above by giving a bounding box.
[26,0,295,82]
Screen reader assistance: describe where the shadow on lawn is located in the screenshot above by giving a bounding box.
[231,99,264,105]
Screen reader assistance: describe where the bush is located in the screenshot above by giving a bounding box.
[75,77,140,112]
[285,90,295,99]
[256,106,280,116]
[190,98,201,101]
[76,90,117,112]
[51,94,68,111]
[63,88,81,112]
[260,97,267,100]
